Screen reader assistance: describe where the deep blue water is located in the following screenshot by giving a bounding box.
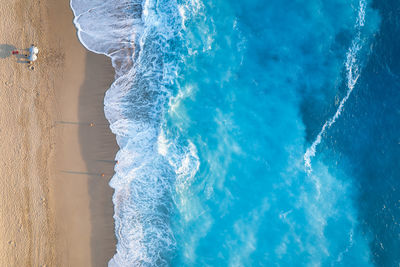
[70,0,400,266]
[321,1,400,265]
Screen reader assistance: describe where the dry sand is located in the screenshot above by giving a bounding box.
[0,0,117,266]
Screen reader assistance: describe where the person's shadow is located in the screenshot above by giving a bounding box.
[0,44,16,58]
[0,44,30,63]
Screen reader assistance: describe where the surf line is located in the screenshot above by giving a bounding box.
[304,0,367,174]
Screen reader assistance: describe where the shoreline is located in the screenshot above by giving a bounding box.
[79,52,117,266]
[0,0,117,265]
[49,0,118,266]
[51,50,117,266]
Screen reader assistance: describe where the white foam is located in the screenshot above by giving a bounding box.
[69,0,188,265]
[304,0,367,175]
[69,0,207,265]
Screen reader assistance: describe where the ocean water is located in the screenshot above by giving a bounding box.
[70,0,400,266]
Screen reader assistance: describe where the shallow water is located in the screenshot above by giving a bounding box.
[70,0,400,265]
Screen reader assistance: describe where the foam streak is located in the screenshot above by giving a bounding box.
[304,0,367,174]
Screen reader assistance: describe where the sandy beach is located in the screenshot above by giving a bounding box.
[0,0,117,266]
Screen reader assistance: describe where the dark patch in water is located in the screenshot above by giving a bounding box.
[318,1,400,265]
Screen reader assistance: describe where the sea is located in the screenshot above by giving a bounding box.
[69,0,400,266]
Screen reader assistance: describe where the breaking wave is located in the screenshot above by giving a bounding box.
[70,0,381,265]
[70,0,199,265]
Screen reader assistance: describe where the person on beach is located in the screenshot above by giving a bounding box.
[27,44,39,70]
[27,53,37,70]
[11,45,39,70]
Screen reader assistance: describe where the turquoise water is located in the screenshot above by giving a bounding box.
[168,0,378,265]
[71,0,400,265]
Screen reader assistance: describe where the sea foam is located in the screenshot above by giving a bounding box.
[69,0,380,265]
[304,0,369,174]
[70,0,191,265]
